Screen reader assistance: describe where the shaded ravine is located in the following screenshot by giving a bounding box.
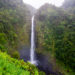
[19,47,62,75]
[36,53,62,75]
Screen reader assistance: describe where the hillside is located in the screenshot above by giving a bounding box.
[0,51,45,75]
[0,0,35,57]
[35,3,75,75]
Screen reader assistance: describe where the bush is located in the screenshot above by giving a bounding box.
[0,51,45,75]
[0,33,7,45]
[12,51,20,59]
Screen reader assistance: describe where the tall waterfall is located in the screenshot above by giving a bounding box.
[30,16,37,65]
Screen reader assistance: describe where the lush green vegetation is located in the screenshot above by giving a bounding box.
[0,0,75,75]
[0,0,45,75]
[0,51,45,75]
[35,3,75,75]
[0,0,34,57]
[0,0,46,75]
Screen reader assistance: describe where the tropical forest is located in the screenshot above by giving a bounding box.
[0,0,75,75]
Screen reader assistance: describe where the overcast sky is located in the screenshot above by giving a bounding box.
[23,0,64,9]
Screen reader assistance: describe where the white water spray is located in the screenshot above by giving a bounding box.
[30,16,37,65]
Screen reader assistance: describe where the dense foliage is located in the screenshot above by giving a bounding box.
[0,0,75,75]
[0,51,45,75]
[0,0,34,57]
[35,3,75,75]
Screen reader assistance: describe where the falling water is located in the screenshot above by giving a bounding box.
[30,16,37,65]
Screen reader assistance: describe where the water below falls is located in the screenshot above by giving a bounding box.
[30,16,37,65]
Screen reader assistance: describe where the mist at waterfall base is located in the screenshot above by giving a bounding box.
[19,16,62,75]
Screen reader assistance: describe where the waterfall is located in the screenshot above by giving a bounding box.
[30,16,37,65]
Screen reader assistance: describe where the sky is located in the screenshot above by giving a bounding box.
[23,0,64,9]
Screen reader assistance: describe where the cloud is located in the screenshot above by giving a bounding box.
[23,0,64,9]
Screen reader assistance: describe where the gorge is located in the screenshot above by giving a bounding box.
[0,0,75,75]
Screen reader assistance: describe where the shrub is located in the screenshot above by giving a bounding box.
[12,51,20,59]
